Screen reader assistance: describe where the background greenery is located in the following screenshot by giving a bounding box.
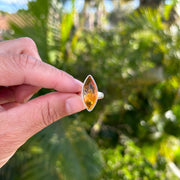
[1,0,180,179]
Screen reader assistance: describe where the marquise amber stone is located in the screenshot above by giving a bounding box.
[83,75,98,111]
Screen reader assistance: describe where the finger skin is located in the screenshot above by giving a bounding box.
[0,87,15,104]
[0,54,82,93]
[1,102,21,110]
[0,37,41,104]
[0,37,41,60]
[12,85,40,103]
[0,38,42,103]
[0,85,39,104]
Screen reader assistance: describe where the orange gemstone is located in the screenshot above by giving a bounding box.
[82,75,98,111]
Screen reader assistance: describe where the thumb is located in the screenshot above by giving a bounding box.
[0,92,85,154]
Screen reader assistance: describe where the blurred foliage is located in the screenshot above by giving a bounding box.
[1,0,180,179]
[102,137,167,180]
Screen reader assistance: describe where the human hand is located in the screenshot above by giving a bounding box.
[0,38,85,168]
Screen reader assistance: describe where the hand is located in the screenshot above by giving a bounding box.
[0,38,85,168]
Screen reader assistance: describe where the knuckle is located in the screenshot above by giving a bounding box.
[40,101,59,127]
[59,70,73,79]
[18,37,41,61]
[15,54,39,70]
[20,37,36,48]
[59,70,66,78]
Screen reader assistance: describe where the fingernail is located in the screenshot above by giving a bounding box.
[74,79,83,86]
[65,95,84,115]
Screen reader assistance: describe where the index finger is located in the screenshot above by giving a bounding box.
[0,54,82,93]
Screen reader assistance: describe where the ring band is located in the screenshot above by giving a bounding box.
[98,92,104,99]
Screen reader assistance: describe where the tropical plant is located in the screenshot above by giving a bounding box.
[1,0,180,179]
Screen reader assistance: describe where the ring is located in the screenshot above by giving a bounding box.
[82,75,104,112]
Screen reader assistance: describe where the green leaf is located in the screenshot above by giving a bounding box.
[164,0,176,20]
[56,119,104,180]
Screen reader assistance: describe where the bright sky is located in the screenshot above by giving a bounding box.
[0,0,29,13]
[0,0,141,14]
[0,0,113,13]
